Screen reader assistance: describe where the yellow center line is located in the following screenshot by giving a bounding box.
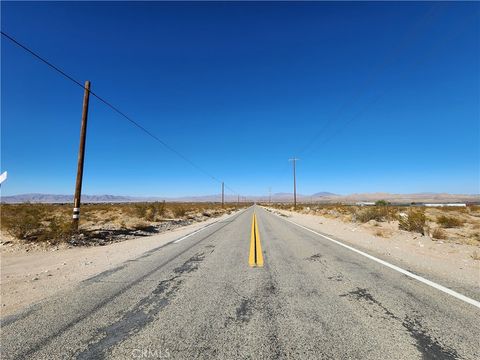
[249,213,256,267]
[249,212,264,267]
[254,213,264,267]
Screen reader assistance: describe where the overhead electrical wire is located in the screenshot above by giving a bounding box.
[296,5,442,157]
[299,8,479,157]
[1,31,239,196]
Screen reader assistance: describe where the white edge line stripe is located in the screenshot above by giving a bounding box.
[173,206,251,244]
[173,222,217,243]
[270,210,480,309]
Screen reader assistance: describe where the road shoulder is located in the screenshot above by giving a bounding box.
[263,207,480,297]
[0,210,243,318]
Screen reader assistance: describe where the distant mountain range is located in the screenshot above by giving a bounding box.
[1,192,479,204]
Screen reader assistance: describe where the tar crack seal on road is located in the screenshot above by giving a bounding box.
[340,287,460,359]
[306,253,323,262]
[76,251,208,360]
[327,274,344,282]
[235,299,254,323]
[402,316,459,360]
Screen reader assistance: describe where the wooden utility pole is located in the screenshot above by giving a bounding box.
[237,195,240,208]
[72,80,91,231]
[289,157,299,209]
[221,182,225,208]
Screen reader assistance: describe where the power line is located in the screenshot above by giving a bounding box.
[1,30,240,196]
[297,5,442,157]
[298,7,479,158]
[1,31,86,89]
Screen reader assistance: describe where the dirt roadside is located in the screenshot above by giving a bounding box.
[0,210,241,318]
[264,207,480,294]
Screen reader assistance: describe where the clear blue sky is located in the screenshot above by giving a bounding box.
[1,2,479,197]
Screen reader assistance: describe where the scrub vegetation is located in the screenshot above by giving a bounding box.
[265,203,480,245]
[1,202,248,246]
[398,209,427,235]
[436,215,464,228]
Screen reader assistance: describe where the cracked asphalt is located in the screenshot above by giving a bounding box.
[1,205,479,359]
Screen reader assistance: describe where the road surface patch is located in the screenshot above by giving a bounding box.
[271,211,480,309]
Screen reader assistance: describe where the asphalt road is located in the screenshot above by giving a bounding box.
[1,205,479,359]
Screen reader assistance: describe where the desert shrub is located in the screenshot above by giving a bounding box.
[399,209,426,234]
[437,206,468,214]
[375,200,389,206]
[431,227,447,240]
[81,210,97,221]
[355,207,385,223]
[334,205,355,215]
[471,232,480,242]
[41,217,73,243]
[1,204,72,242]
[382,206,399,222]
[132,221,150,230]
[133,203,148,218]
[354,204,400,223]
[437,215,464,228]
[130,202,166,221]
[0,202,243,244]
[155,202,166,217]
[1,204,45,239]
[173,206,187,218]
[468,205,480,216]
[144,206,156,222]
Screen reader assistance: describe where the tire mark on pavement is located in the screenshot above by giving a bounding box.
[83,264,129,284]
[9,219,235,360]
[234,298,255,324]
[327,274,344,282]
[340,288,397,320]
[76,251,209,359]
[305,253,323,262]
[306,253,348,284]
[260,262,284,359]
[340,287,460,359]
[402,317,460,360]
[221,264,284,358]
[0,304,40,327]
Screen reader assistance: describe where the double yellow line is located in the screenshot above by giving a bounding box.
[249,212,264,267]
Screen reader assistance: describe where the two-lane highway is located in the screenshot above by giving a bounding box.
[2,205,479,359]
